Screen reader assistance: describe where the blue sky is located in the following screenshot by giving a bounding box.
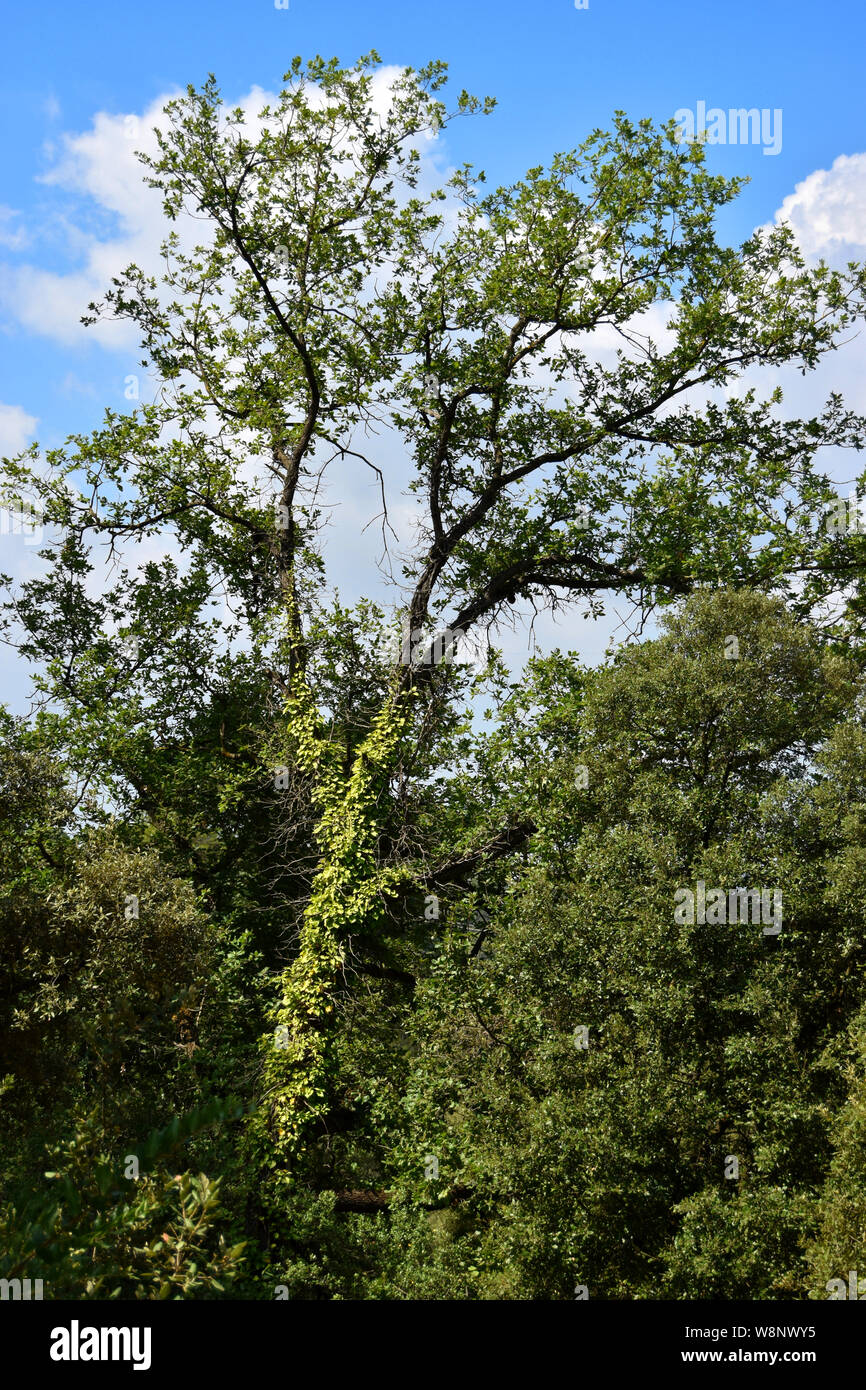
[2,0,866,708]
[4,0,862,220]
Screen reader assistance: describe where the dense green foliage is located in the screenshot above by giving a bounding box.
[2,54,866,1299]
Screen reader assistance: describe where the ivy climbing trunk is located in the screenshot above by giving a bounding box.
[248,656,415,1178]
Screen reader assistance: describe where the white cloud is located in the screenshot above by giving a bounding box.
[0,402,38,458]
[0,86,286,348]
[754,152,866,454]
[774,152,866,262]
[0,69,446,352]
[0,93,180,349]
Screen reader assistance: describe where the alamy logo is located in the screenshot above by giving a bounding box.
[49,1320,152,1371]
[826,1271,866,1300]
[374,618,487,671]
[0,1277,43,1300]
[0,498,43,545]
[674,102,782,156]
[825,490,866,537]
[674,882,782,935]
